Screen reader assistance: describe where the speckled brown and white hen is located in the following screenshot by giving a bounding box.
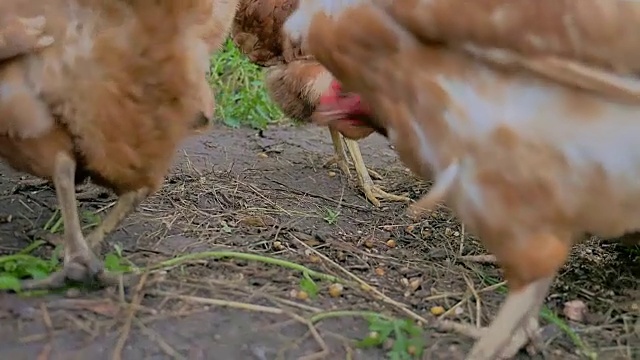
[286,0,640,358]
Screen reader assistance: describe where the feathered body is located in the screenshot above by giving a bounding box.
[286,0,640,358]
[0,0,234,291]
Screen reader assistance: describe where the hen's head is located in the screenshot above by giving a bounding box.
[312,80,377,140]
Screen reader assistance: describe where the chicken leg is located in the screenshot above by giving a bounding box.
[323,127,351,177]
[324,128,410,206]
[19,153,126,291]
[438,276,552,359]
[343,136,411,207]
[85,188,149,250]
[39,188,148,252]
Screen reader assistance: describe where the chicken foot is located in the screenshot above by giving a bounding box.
[324,128,386,179]
[19,153,128,291]
[344,138,411,207]
[323,128,410,206]
[438,276,552,359]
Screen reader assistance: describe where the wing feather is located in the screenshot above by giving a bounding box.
[379,0,640,102]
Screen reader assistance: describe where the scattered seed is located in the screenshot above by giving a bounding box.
[328,171,337,177]
[363,239,375,248]
[374,267,385,276]
[257,152,268,158]
[430,306,445,316]
[386,239,397,248]
[328,283,343,297]
[297,290,309,301]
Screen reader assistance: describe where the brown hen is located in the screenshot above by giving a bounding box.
[231,0,409,206]
[0,0,230,291]
[288,0,640,359]
[13,0,241,204]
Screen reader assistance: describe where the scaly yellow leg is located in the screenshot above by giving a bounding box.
[85,188,149,250]
[19,153,125,291]
[344,138,411,207]
[323,128,351,177]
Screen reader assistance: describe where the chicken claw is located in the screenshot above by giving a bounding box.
[19,153,125,291]
[0,15,54,60]
[19,251,130,291]
[344,138,411,206]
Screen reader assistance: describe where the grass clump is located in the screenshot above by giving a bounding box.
[209,40,283,129]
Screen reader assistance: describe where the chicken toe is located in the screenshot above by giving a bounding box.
[438,314,542,360]
[344,138,411,206]
[466,276,553,359]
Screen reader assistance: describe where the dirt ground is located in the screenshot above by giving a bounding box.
[0,124,638,360]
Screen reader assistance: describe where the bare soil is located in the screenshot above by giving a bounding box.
[0,124,637,360]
